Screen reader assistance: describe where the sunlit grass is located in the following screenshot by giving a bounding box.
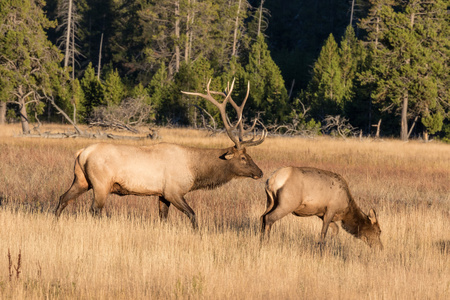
[0,124,449,299]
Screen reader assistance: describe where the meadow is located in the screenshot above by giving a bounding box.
[0,124,449,299]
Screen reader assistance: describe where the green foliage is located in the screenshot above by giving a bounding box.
[358,0,450,139]
[1,0,448,140]
[175,58,216,126]
[103,69,125,106]
[422,112,443,135]
[0,0,68,132]
[244,35,289,124]
[132,83,155,121]
[147,64,183,124]
[308,34,345,117]
[80,63,104,121]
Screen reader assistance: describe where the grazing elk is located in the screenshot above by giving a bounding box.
[55,79,266,229]
[260,167,383,249]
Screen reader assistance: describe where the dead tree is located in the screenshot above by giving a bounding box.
[89,96,154,133]
[322,115,357,139]
[372,119,382,139]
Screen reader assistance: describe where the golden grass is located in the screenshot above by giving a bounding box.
[0,124,449,299]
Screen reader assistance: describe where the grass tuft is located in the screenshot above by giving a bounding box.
[0,124,449,299]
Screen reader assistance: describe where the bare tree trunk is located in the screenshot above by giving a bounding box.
[257,0,264,37]
[232,0,242,56]
[19,98,30,134]
[71,22,75,80]
[401,92,409,141]
[175,0,180,72]
[64,0,73,69]
[97,33,103,80]
[184,0,190,63]
[73,98,77,125]
[15,86,31,134]
[0,102,6,125]
[288,79,295,100]
[350,0,355,27]
[372,119,381,139]
[423,130,429,142]
[400,13,416,141]
[48,96,82,134]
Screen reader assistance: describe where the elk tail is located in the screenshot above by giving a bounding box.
[73,148,90,189]
[260,179,277,232]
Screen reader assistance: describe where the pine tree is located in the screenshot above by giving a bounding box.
[360,0,450,140]
[103,69,125,106]
[244,35,289,124]
[307,34,344,118]
[176,58,214,126]
[80,62,104,121]
[0,0,67,133]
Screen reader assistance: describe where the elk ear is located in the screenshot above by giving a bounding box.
[221,148,237,160]
[368,208,378,224]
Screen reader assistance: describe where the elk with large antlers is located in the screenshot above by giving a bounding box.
[55,79,266,229]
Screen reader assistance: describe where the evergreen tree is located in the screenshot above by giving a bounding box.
[147,64,184,124]
[80,62,104,121]
[307,34,345,118]
[0,0,67,133]
[360,0,450,140]
[244,35,289,124]
[176,58,215,126]
[103,68,125,106]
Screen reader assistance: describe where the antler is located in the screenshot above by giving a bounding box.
[181,78,266,149]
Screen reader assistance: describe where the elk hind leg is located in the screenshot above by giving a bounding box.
[261,193,294,242]
[260,188,277,241]
[90,186,109,217]
[158,196,171,220]
[55,175,89,217]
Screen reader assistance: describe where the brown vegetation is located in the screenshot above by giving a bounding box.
[0,123,449,299]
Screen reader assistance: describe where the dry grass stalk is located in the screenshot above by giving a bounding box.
[7,249,21,282]
[0,124,449,299]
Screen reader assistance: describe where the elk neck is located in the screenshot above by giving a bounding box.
[188,147,238,191]
[340,196,371,238]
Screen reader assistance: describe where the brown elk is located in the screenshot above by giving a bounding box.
[55,79,266,229]
[260,167,383,249]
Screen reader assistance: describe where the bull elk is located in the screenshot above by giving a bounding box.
[261,167,383,249]
[55,79,267,229]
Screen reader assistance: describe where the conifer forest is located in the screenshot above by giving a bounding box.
[1,0,449,140]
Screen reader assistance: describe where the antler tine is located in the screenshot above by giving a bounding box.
[181,78,242,148]
[240,120,268,147]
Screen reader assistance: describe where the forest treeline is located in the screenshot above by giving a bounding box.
[0,0,449,140]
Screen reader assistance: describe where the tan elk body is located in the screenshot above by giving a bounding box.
[55,79,266,229]
[261,167,383,249]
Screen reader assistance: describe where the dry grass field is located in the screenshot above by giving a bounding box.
[0,124,449,299]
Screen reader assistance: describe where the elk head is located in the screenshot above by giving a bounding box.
[360,209,383,250]
[182,79,266,179]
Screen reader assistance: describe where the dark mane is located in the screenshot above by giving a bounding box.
[340,196,370,238]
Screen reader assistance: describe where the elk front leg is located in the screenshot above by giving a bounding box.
[329,222,339,237]
[168,194,198,230]
[319,210,336,245]
[158,196,171,220]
